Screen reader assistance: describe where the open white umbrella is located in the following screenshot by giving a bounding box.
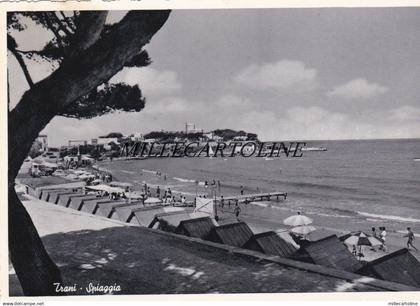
[283,211,313,227]
[343,231,382,247]
[291,225,316,235]
[130,191,145,199]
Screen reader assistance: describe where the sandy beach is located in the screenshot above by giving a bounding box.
[10,187,417,295]
[71,158,420,264]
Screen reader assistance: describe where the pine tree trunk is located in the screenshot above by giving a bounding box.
[8,187,65,296]
[7,10,170,296]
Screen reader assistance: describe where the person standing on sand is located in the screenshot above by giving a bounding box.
[156,186,161,198]
[371,227,377,238]
[240,186,244,195]
[370,227,378,251]
[234,203,241,221]
[379,227,387,252]
[404,227,418,251]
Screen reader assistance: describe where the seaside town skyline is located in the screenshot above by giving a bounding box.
[9,8,420,147]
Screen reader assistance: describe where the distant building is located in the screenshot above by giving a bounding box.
[185,122,203,134]
[68,140,87,147]
[203,132,224,142]
[97,137,119,145]
[213,135,223,142]
[203,132,214,139]
[129,133,144,141]
[91,138,98,145]
[233,135,248,141]
[37,134,48,152]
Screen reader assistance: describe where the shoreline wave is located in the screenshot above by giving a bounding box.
[357,211,420,224]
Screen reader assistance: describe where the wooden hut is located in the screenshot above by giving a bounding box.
[149,211,209,232]
[244,231,297,258]
[80,198,114,214]
[293,234,362,272]
[109,202,148,222]
[128,206,185,227]
[40,189,67,203]
[175,217,217,239]
[205,222,254,248]
[57,191,83,207]
[94,200,127,217]
[357,248,420,288]
[67,194,98,210]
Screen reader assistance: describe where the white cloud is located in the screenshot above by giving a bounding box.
[389,105,420,121]
[110,67,182,96]
[233,60,318,92]
[233,105,420,141]
[215,95,248,107]
[327,78,388,99]
[144,97,189,114]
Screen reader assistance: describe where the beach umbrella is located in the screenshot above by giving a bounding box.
[343,231,382,247]
[283,212,313,226]
[130,191,144,199]
[291,225,316,235]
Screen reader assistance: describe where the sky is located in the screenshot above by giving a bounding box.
[8,8,420,146]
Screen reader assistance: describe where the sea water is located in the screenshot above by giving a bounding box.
[99,138,420,235]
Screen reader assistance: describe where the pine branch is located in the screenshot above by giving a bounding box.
[68,11,108,57]
[7,34,34,87]
[59,11,76,32]
[52,12,74,36]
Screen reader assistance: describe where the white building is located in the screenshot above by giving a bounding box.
[37,134,48,152]
[233,135,248,141]
[97,137,119,145]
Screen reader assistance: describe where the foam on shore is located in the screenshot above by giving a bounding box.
[357,211,420,224]
[173,177,196,183]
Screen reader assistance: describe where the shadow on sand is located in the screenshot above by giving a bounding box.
[10,225,380,296]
